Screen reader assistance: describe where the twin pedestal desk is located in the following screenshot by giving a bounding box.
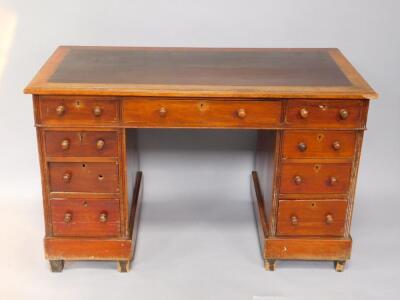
[24,47,377,272]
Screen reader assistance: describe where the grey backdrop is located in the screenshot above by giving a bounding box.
[0,0,398,299]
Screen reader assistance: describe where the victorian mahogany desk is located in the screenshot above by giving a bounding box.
[24,47,377,272]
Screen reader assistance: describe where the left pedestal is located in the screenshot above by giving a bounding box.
[33,96,141,272]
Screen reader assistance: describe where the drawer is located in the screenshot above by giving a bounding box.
[122,98,282,128]
[280,162,352,194]
[48,162,119,193]
[44,130,119,157]
[282,131,356,159]
[51,198,120,237]
[38,96,119,125]
[285,100,364,128]
[277,200,347,236]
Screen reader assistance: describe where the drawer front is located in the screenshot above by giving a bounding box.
[277,200,347,236]
[48,162,119,193]
[280,162,352,194]
[285,100,363,128]
[51,198,120,237]
[282,131,356,159]
[39,96,119,125]
[122,99,282,128]
[44,130,119,157]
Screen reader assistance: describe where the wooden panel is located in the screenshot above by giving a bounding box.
[24,47,377,99]
[45,237,132,260]
[48,162,119,193]
[51,198,120,237]
[276,200,347,236]
[264,237,352,260]
[44,130,118,157]
[285,100,364,128]
[123,98,282,128]
[282,131,356,159]
[280,162,352,194]
[38,96,119,125]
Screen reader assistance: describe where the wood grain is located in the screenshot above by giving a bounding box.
[280,162,352,194]
[48,162,119,193]
[276,199,347,236]
[44,130,119,157]
[51,198,120,237]
[123,98,282,128]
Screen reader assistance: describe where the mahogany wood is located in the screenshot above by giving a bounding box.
[44,130,119,157]
[282,131,356,159]
[280,162,352,194]
[122,98,282,128]
[50,198,120,237]
[48,162,120,193]
[285,100,365,129]
[276,199,347,236]
[38,96,119,125]
[25,47,376,272]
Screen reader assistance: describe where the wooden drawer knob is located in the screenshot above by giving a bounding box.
[328,176,338,186]
[159,107,167,117]
[64,212,72,223]
[93,106,102,117]
[297,142,307,152]
[339,109,349,120]
[56,105,65,116]
[325,214,334,225]
[294,175,303,185]
[61,139,70,150]
[299,108,309,119]
[290,215,298,225]
[237,108,246,119]
[99,212,108,223]
[332,141,341,151]
[63,172,72,182]
[96,139,105,150]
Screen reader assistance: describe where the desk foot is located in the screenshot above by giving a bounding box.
[117,260,131,272]
[264,259,276,271]
[334,260,346,272]
[49,260,64,272]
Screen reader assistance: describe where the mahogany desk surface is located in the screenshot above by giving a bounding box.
[25,46,377,99]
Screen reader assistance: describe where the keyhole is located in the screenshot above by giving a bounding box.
[82,163,86,168]
[313,164,321,172]
[98,174,104,181]
[311,202,316,207]
[83,201,88,207]
[317,133,324,141]
[76,100,81,107]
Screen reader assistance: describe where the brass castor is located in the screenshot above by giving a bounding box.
[334,260,346,272]
[49,260,64,272]
[117,260,131,272]
[264,259,276,271]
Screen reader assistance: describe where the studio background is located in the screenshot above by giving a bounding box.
[0,0,398,299]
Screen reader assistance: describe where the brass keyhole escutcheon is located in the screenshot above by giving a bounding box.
[313,164,321,173]
[98,174,104,181]
[83,201,88,208]
[318,104,328,110]
[198,102,208,112]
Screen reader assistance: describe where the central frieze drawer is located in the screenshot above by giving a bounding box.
[122,99,282,128]
[48,162,119,193]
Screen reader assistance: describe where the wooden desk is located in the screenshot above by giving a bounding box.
[24,47,377,272]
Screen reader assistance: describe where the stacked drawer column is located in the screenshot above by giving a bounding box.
[255,99,369,272]
[34,96,138,272]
